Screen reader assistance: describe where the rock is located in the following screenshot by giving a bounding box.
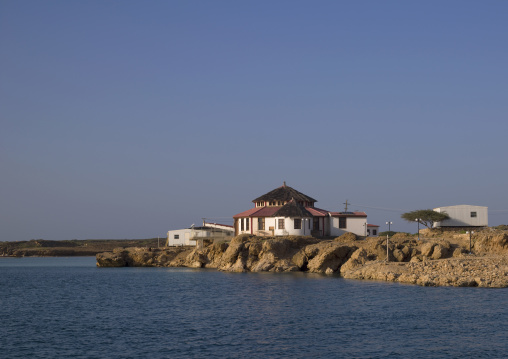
[452,247,467,257]
[474,233,508,253]
[96,251,127,267]
[218,236,249,270]
[334,232,357,242]
[307,243,355,273]
[260,238,290,259]
[340,248,368,274]
[291,250,308,269]
[431,244,448,259]
[420,242,435,257]
[392,249,405,262]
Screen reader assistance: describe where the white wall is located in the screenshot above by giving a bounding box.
[166,229,195,246]
[272,217,313,236]
[236,217,253,235]
[433,205,488,227]
[329,216,367,237]
[367,226,379,237]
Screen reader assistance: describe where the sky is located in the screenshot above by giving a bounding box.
[1,1,508,241]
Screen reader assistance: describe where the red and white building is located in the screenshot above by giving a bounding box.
[233,182,368,237]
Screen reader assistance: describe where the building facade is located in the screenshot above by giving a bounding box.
[367,224,379,237]
[166,222,234,246]
[433,205,488,228]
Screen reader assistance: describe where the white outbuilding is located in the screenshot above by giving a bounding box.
[433,205,488,228]
[166,223,234,247]
[367,224,380,237]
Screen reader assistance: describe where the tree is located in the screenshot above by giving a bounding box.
[401,209,449,229]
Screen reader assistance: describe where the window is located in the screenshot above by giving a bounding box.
[367,229,371,235]
[246,218,249,231]
[294,219,302,229]
[241,219,244,231]
[174,234,179,239]
[258,218,265,230]
[313,217,319,230]
[339,217,347,229]
[278,218,285,229]
[373,229,377,235]
[471,212,477,218]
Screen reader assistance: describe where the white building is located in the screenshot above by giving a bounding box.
[166,223,234,246]
[329,212,368,237]
[233,182,368,237]
[433,205,488,228]
[367,224,380,237]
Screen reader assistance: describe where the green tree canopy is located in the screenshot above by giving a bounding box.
[401,209,449,229]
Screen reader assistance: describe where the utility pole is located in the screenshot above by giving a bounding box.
[468,230,474,254]
[385,221,393,261]
[343,200,349,212]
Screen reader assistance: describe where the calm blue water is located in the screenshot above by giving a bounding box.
[1,257,507,359]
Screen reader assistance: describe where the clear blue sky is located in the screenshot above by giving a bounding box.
[1,1,507,241]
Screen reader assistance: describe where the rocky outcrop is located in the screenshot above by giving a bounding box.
[96,231,508,288]
[340,256,508,288]
[96,247,193,267]
[96,235,354,274]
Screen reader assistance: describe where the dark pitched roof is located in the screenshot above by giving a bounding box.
[252,183,317,203]
[272,199,313,218]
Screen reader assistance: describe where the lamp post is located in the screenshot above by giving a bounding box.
[385,221,393,261]
[415,218,421,240]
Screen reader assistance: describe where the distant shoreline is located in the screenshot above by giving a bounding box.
[0,238,161,257]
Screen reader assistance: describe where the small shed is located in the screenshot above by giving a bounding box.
[367,224,379,237]
[433,205,488,228]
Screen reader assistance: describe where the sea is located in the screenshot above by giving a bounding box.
[1,257,507,359]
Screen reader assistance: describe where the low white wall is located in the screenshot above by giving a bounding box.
[273,217,313,236]
[166,229,195,246]
[434,205,488,227]
[329,217,367,237]
[367,227,379,237]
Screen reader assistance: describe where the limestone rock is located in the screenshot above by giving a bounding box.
[340,248,368,274]
[420,242,435,257]
[307,243,355,274]
[333,232,357,242]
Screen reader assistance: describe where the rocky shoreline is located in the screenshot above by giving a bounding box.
[96,229,508,288]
